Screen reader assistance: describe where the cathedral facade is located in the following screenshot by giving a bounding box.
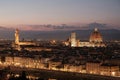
[65,28,105,47]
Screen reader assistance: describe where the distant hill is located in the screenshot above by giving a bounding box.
[0,29,120,41]
[0,22,120,41]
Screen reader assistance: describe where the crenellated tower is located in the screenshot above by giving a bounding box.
[15,29,19,44]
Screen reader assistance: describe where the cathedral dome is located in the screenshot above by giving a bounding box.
[89,28,103,43]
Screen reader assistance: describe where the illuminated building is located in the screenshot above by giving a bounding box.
[15,29,19,45]
[89,28,105,47]
[15,29,36,46]
[50,40,56,44]
[64,28,105,47]
[86,62,100,74]
[13,29,52,51]
[89,28,103,43]
[100,64,119,76]
[63,64,86,73]
[24,47,52,51]
[13,29,36,50]
[70,32,77,47]
[48,60,62,70]
[0,56,120,77]
[4,56,44,69]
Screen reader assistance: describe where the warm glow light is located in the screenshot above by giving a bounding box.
[111,72,115,76]
[0,56,119,77]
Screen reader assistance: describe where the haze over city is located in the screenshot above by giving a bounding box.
[0,0,120,40]
[0,0,120,31]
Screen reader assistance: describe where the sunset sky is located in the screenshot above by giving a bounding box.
[0,0,120,27]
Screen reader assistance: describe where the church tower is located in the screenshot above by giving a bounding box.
[15,29,19,44]
[70,32,77,47]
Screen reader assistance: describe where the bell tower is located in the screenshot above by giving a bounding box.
[15,29,19,44]
[71,32,77,47]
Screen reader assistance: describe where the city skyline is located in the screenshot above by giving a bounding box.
[0,1,120,79]
[0,0,120,30]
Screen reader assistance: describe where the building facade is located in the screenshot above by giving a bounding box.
[64,28,105,47]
